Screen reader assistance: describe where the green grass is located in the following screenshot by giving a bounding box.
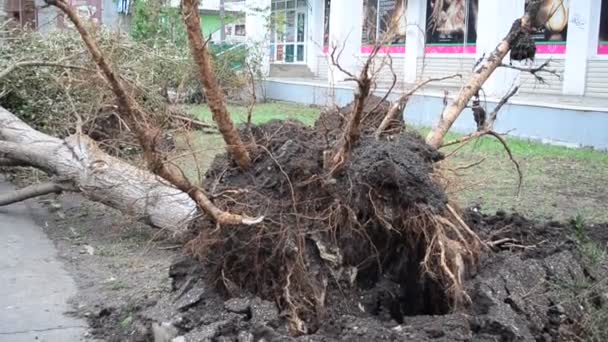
[416,127,608,163]
[176,102,608,222]
[419,127,608,222]
[187,101,321,126]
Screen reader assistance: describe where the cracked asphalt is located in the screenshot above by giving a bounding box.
[0,181,87,342]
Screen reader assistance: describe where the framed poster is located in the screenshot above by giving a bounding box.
[361,0,406,54]
[599,0,608,55]
[525,0,569,54]
[425,0,477,54]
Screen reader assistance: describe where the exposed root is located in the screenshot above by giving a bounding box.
[185,118,484,333]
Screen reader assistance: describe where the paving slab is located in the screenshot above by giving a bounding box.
[0,182,87,342]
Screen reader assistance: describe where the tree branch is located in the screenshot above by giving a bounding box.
[425,0,544,148]
[0,61,93,80]
[0,157,31,167]
[375,74,462,139]
[499,60,561,84]
[0,181,77,206]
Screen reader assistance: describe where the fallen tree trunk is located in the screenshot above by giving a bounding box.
[0,106,197,234]
[425,0,542,149]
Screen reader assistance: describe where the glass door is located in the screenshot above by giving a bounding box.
[271,0,307,64]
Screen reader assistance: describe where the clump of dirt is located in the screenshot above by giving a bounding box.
[315,95,399,142]
[185,98,480,334]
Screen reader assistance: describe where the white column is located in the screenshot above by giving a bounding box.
[404,0,426,84]
[562,0,595,96]
[476,0,525,97]
[307,0,325,75]
[246,0,272,75]
[328,0,363,82]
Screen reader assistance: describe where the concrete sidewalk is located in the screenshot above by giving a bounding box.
[0,182,87,342]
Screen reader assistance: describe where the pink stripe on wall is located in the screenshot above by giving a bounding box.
[424,45,477,54]
[598,44,608,55]
[535,44,566,54]
[360,46,406,54]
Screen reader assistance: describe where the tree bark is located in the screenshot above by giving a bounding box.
[425,1,542,149]
[182,0,251,170]
[0,106,197,233]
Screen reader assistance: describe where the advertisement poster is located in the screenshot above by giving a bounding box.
[599,0,608,54]
[426,0,477,54]
[361,0,406,53]
[524,0,569,54]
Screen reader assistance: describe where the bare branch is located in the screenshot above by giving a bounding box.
[0,181,77,206]
[375,74,462,139]
[499,60,561,84]
[487,131,523,195]
[486,86,519,126]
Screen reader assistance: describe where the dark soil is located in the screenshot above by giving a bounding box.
[84,211,608,342]
[64,99,608,341]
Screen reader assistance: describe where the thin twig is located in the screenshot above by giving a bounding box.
[499,60,561,84]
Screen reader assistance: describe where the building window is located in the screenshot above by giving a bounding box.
[525,0,569,54]
[599,0,608,55]
[426,0,477,54]
[270,0,307,63]
[361,0,407,53]
[235,24,246,36]
[323,0,331,49]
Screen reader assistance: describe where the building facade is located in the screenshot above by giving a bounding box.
[245,0,608,99]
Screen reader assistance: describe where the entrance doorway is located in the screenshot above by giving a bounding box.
[270,0,307,64]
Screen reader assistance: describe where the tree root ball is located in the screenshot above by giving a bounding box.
[187,101,482,334]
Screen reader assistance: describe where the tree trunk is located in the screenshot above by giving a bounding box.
[0,106,197,234]
[182,0,251,169]
[425,1,542,149]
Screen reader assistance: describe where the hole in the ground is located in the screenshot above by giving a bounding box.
[354,236,451,323]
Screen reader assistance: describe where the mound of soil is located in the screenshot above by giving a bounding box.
[89,212,608,342]
[82,100,608,341]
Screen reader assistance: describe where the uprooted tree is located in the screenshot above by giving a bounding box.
[0,0,561,335]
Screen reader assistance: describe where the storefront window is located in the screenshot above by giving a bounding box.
[426,0,477,54]
[599,0,608,55]
[270,0,307,63]
[323,0,331,49]
[361,0,407,53]
[525,0,569,54]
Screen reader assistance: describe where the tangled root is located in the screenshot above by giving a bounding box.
[187,120,483,334]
